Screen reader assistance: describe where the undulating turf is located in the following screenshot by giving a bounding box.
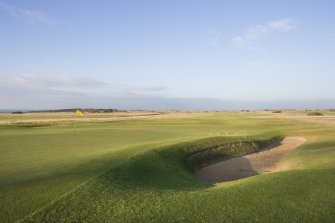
[1,111,334,222]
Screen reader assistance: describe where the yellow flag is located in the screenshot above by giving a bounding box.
[75,110,83,117]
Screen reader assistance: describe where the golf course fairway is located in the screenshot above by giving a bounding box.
[1,110,334,222]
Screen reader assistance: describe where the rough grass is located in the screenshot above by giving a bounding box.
[1,111,334,222]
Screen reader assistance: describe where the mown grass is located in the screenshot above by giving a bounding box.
[1,111,334,222]
[22,136,335,223]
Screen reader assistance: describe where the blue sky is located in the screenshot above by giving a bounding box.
[1,0,335,110]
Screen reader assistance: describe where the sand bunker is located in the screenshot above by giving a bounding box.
[195,136,306,183]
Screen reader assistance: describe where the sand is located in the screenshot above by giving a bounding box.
[194,136,306,183]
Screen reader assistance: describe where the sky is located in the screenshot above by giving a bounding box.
[1,0,335,110]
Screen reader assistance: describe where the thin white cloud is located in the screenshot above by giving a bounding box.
[0,1,60,25]
[12,74,105,88]
[232,18,298,49]
[1,74,167,101]
[268,19,297,32]
[136,86,167,92]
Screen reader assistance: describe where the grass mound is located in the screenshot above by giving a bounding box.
[21,135,335,223]
[104,136,281,189]
[307,112,323,116]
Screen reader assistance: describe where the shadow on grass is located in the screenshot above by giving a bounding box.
[100,136,282,191]
[101,150,212,191]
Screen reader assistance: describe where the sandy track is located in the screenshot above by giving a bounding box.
[195,136,306,183]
